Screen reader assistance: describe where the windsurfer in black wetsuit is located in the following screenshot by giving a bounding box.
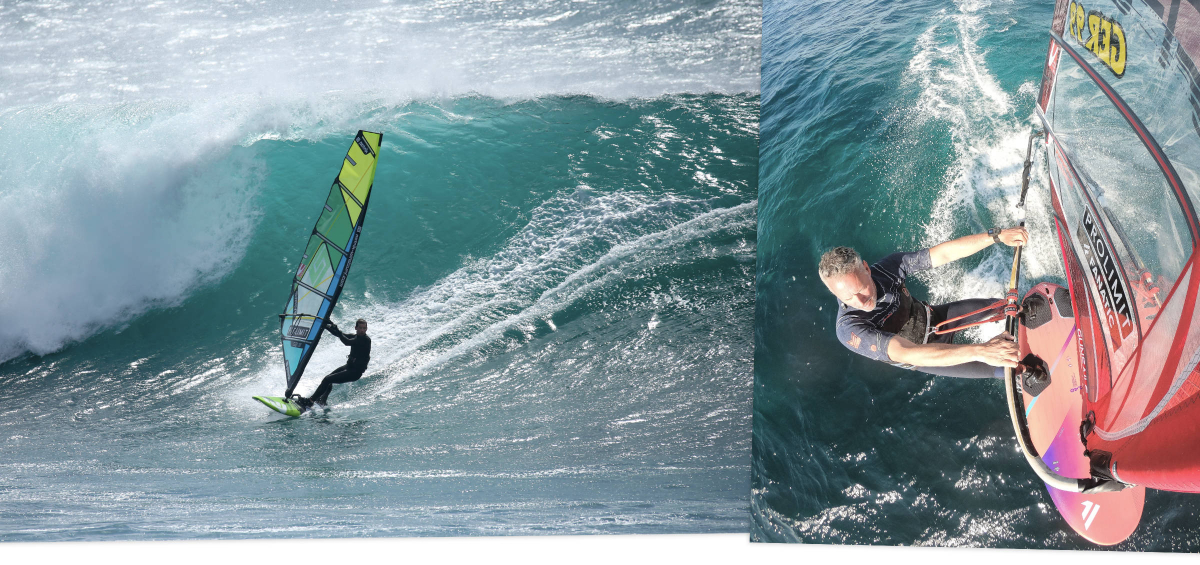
[818,227,1028,379]
[291,318,371,408]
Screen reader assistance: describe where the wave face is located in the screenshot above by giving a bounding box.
[0,0,758,541]
[755,0,1200,550]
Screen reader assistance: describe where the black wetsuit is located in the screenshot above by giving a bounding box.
[308,323,371,405]
[834,249,1002,379]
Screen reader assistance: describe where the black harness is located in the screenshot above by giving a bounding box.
[880,285,933,344]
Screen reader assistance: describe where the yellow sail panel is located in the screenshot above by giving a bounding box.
[340,161,363,186]
[339,130,380,205]
[343,190,363,225]
[351,164,376,206]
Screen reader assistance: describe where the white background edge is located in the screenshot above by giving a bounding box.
[6,534,1195,564]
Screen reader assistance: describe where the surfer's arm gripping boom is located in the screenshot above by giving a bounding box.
[887,333,1020,368]
[928,227,1028,268]
[324,321,353,346]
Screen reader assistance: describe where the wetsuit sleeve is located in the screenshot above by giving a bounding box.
[326,323,353,346]
[873,249,933,280]
[835,314,894,363]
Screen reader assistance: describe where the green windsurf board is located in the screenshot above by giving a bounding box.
[253,395,305,417]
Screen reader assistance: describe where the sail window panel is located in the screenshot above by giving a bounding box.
[282,316,313,342]
[1046,141,1143,373]
[1048,50,1191,324]
[1046,143,1142,371]
[1103,262,1195,437]
[297,237,323,281]
[283,340,304,378]
[1133,49,1200,202]
[1080,0,1200,204]
[294,283,327,319]
[284,280,322,336]
[299,242,336,299]
[316,185,354,246]
[1048,145,1086,231]
[283,288,301,316]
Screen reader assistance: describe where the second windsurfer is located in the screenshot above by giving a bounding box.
[818,227,1028,378]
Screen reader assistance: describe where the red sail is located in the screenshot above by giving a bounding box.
[1038,0,1200,492]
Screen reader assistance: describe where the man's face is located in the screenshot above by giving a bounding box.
[821,260,877,311]
[355,321,367,335]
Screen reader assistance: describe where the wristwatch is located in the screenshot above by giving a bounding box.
[988,227,1002,244]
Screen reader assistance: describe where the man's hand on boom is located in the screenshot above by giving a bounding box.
[996,226,1029,247]
[887,332,1020,368]
[975,334,1020,368]
[928,226,1029,268]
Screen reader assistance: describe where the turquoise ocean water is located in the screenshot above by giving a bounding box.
[0,0,759,540]
[755,0,1200,549]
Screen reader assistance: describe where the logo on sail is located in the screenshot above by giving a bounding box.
[1068,1,1127,77]
[1076,209,1135,350]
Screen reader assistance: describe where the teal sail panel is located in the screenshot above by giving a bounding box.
[280,130,382,393]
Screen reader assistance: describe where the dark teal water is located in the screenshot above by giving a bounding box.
[0,96,757,539]
[754,0,1200,550]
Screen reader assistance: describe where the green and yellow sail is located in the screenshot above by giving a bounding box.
[280,130,382,394]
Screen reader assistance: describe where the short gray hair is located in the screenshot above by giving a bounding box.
[818,247,863,279]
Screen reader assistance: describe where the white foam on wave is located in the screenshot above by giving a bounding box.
[901,0,1063,341]
[0,0,759,107]
[0,101,270,363]
[0,92,416,365]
